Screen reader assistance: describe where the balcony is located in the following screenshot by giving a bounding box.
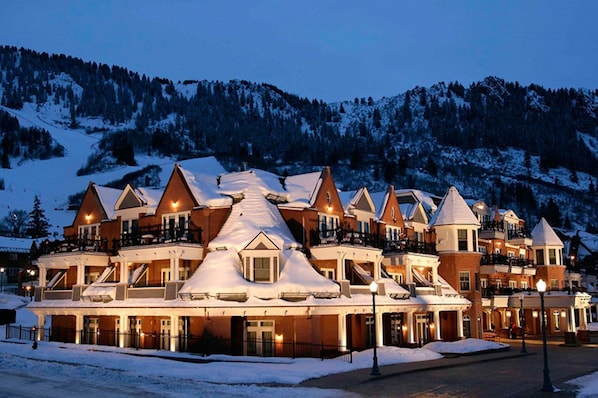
[479,220,505,240]
[507,228,532,245]
[118,225,203,248]
[480,254,534,268]
[309,228,436,255]
[38,236,114,255]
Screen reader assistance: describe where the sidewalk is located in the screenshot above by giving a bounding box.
[300,347,527,390]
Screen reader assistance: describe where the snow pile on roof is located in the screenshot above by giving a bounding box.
[396,189,439,215]
[531,217,564,247]
[94,185,122,220]
[284,171,321,208]
[136,187,162,214]
[178,166,231,207]
[178,247,339,299]
[0,293,29,310]
[0,236,34,252]
[429,186,480,227]
[209,173,297,251]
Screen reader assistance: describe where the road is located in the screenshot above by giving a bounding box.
[302,340,598,397]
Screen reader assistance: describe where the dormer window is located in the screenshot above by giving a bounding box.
[241,232,280,283]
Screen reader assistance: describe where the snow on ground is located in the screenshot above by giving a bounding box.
[1,299,597,397]
[0,301,489,396]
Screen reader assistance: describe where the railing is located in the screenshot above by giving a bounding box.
[507,228,531,240]
[38,236,113,255]
[5,325,353,362]
[480,220,504,232]
[309,228,436,254]
[480,254,533,267]
[118,225,203,248]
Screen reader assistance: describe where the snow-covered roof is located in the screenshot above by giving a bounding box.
[369,190,389,220]
[0,236,33,252]
[178,166,232,207]
[284,171,321,208]
[395,188,439,216]
[429,186,480,227]
[209,173,297,251]
[135,187,162,214]
[94,185,122,220]
[531,217,564,247]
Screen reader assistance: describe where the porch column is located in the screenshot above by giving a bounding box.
[337,313,347,349]
[38,267,47,288]
[515,308,521,328]
[433,310,441,341]
[569,306,577,332]
[376,310,383,347]
[580,307,588,330]
[76,264,85,285]
[407,311,415,344]
[118,314,128,348]
[170,250,181,281]
[75,314,84,344]
[170,315,179,352]
[457,310,464,339]
[119,256,128,284]
[337,252,347,281]
[36,314,45,341]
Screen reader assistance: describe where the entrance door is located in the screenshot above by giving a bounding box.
[160,319,170,350]
[246,320,274,357]
[416,314,428,346]
[84,317,99,345]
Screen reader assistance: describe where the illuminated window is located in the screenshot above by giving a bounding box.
[459,271,470,291]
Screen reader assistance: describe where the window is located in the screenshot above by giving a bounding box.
[509,280,517,289]
[472,230,477,252]
[458,229,468,251]
[520,281,528,290]
[357,220,370,234]
[459,271,470,291]
[496,279,502,289]
[389,272,403,284]
[320,269,335,280]
[79,224,100,239]
[536,249,544,265]
[254,258,271,282]
[386,226,401,241]
[548,249,557,264]
[550,279,559,290]
[480,278,488,288]
[318,213,339,239]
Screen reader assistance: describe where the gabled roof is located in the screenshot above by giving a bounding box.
[429,186,480,227]
[395,189,439,217]
[340,186,375,215]
[208,172,297,251]
[93,185,122,220]
[283,171,321,208]
[176,164,231,207]
[531,218,563,247]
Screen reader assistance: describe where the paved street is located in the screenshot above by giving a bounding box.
[300,339,598,397]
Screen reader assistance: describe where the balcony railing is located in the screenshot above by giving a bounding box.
[507,228,531,240]
[118,225,203,248]
[309,227,436,255]
[480,220,504,232]
[480,254,534,267]
[38,236,113,255]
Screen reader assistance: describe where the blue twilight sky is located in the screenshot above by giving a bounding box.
[1,0,597,102]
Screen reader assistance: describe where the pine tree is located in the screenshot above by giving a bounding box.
[26,195,50,238]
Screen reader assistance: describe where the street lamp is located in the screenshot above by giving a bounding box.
[519,293,527,354]
[537,279,554,392]
[28,269,35,300]
[0,267,5,294]
[369,281,381,376]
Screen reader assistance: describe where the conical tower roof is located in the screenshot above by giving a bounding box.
[531,217,563,247]
[430,186,480,227]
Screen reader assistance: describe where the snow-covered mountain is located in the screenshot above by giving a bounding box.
[0,46,597,246]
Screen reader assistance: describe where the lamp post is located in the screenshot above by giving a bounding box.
[0,267,5,294]
[28,269,35,300]
[519,293,527,354]
[369,281,381,376]
[537,279,554,392]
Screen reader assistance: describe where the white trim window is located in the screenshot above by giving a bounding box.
[386,226,401,242]
[79,224,100,240]
[162,211,190,240]
[459,271,471,291]
[318,213,339,240]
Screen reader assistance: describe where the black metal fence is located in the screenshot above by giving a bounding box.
[5,325,353,362]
